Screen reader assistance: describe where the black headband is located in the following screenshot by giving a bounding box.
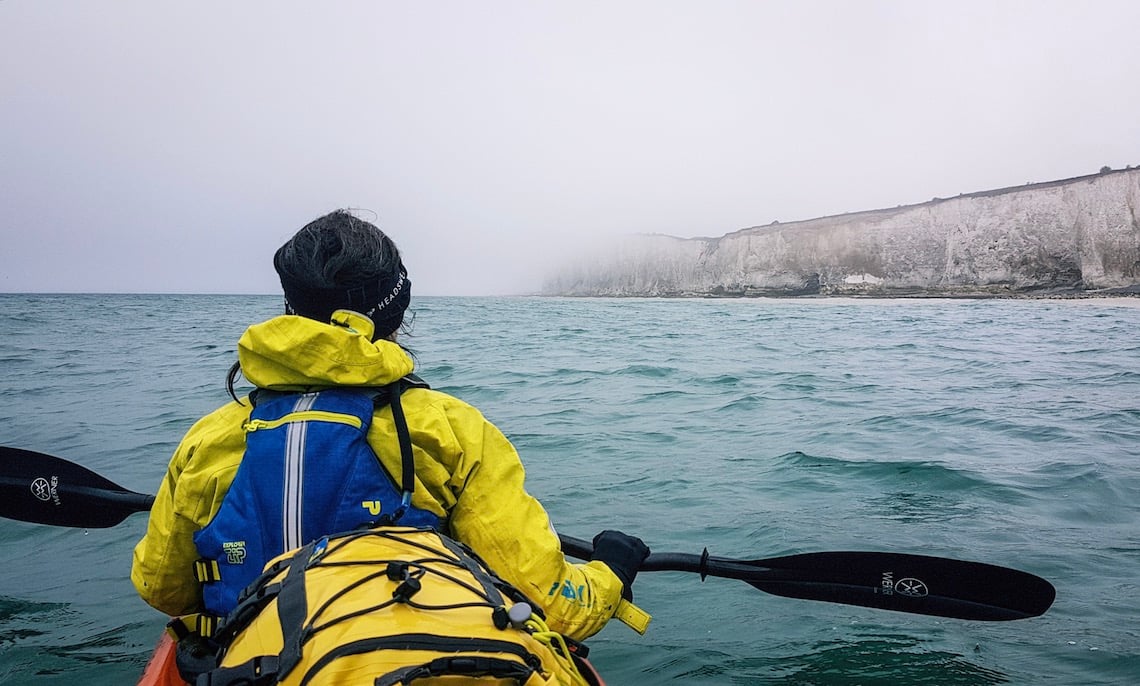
[278,262,411,339]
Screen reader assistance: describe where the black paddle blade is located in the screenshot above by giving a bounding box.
[558,535,1055,621]
[0,446,153,528]
[735,550,1056,621]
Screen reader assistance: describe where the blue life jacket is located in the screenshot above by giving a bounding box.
[192,380,442,618]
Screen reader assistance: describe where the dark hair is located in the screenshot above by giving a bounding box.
[226,361,243,404]
[273,209,411,338]
[274,210,401,295]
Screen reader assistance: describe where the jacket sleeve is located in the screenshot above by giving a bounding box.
[131,404,247,617]
[426,402,627,641]
[130,438,205,616]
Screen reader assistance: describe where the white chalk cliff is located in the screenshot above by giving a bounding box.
[544,168,1140,297]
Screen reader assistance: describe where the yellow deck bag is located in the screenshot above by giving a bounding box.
[201,527,595,686]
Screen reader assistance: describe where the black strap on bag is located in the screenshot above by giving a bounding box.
[375,655,536,686]
[306,635,544,686]
[195,655,280,686]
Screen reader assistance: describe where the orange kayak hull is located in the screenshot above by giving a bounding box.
[136,634,185,686]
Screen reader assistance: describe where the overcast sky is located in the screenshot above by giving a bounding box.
[3,1,1139,295]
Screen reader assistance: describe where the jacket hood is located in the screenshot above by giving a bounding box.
[237,312,414,389]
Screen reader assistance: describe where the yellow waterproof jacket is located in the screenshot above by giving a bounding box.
[131,311,626,641]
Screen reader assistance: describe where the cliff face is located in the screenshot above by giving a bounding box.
[544,168,1140,297]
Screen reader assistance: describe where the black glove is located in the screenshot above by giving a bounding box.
[591,530,650,600]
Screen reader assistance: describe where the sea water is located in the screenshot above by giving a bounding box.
[1,294,1137,685]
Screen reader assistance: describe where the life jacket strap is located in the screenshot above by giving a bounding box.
[166,613,222,640]
[387,382,416,522]
[194,559,222,583]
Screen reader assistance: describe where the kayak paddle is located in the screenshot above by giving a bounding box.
[0,445,1055,621]
[559,535,1055,622]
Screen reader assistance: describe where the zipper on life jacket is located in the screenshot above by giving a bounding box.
[244,410,364,432]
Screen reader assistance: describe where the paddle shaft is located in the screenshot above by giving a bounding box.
[1,446,1055,621]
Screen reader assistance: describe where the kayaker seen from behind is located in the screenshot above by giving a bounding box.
[130,209,650,682]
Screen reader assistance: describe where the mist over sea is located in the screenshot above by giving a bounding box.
[1,294,1138,685]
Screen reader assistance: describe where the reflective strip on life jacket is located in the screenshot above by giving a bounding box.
[281,392,318,552]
